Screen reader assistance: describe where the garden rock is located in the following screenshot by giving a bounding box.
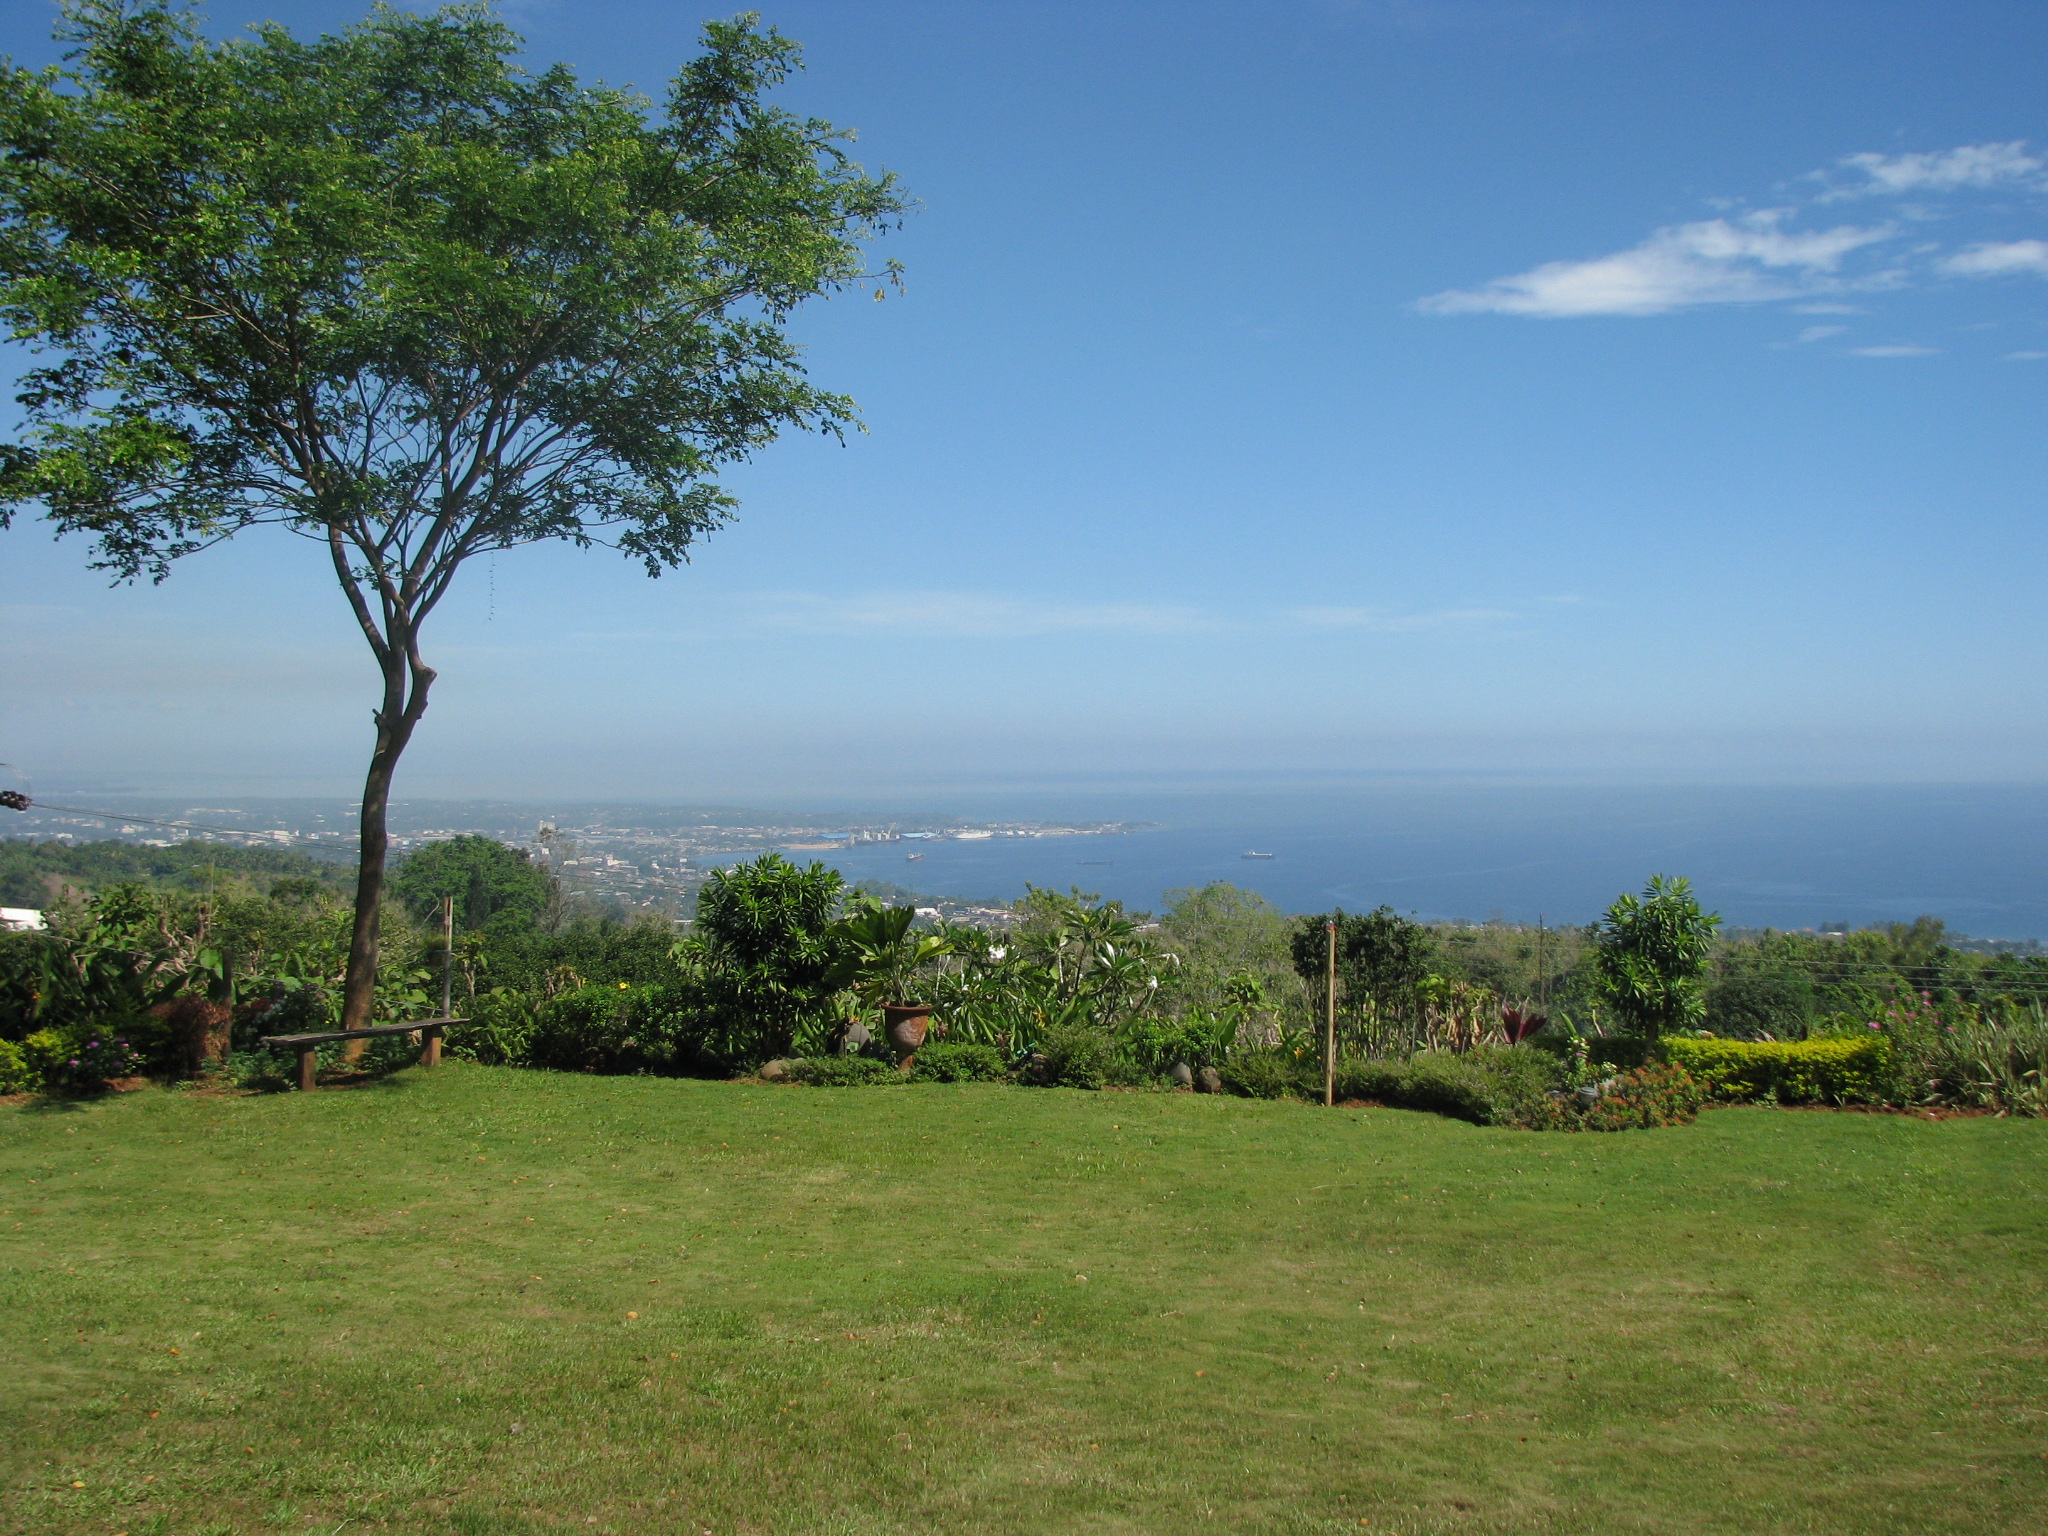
[836,1020,874,1056]
[1196,1065,1223,1094]
[1169,1061,1194,1088]
[759,1059,788,1081]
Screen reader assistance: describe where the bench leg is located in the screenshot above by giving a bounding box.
[297,1047,318,1093]
[421,1026,442,1069]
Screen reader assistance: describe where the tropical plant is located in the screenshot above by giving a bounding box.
[688,854,844,1061]
[392,836,557,936]
[0,2,905,1029]
[825,900,955,1007]
[1590,876,1720,1039]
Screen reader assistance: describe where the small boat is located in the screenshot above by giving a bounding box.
[905,852,925,862]
[1241,851,1276,860]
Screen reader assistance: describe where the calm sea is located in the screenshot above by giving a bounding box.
[816,782,2048,937]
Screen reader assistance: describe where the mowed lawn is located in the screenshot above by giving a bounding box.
[2,1068,2045,1536]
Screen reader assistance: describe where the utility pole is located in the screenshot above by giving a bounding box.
[1537,913,1547,1013]
[1324,918,1338,1107]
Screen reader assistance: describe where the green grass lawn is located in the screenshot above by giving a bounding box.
[3,1067,2045,1536]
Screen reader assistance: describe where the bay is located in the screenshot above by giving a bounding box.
[817,782,2048,937]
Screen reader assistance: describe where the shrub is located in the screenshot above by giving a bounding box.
[445,989,541,1066]
[1704,972,1813,1040]
[1221,1048,1314,1100]
[39,1031,146,1094]
[1336,1046,1560,1127]
[524,982,705,1075]
[782,1055,900,1087]
[0,1038,37,1094]
[910,1042,1006,1083]
[1665,1035,1890,1105]
[1572,1062,1705,1130]
[1026,1024,1115,1090]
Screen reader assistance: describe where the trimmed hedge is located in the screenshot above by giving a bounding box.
[1664,1035,1889,1105]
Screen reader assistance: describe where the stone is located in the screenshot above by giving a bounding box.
[758,1059,788,1081]
[1196,1065,1223,1094]
[836,1020,874,1056]
[1168,1061,1195,1088]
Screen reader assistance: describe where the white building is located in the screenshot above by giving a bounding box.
[1,908,47,932]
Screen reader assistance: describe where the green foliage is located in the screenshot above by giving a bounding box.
[391,836,555,936]
[825,899,955,1006]
[1220,1048,1314,1100]
[523,982,707,1077]
[781,1055,900,1087]
[0,1037,36,1093]
[1703,971,1814,1039]
[1665,1035,1891,1105]
[1155,883,1294,1021]
[1292,906,1438,1054]
[1025,1024,1116,1090]
[1567,1063,1707,1132]
[1591,876,1720,1038]
[690,854,845,1062]
[0,837,349,907]
[909,1042,1006,1083]
[1336,1046,1561,1128]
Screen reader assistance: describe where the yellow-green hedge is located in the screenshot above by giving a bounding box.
[1663,1035,1890,1105]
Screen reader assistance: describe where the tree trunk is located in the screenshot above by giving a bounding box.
[339,645,435,1037]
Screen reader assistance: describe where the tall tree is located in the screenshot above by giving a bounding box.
[0,2,905,1028]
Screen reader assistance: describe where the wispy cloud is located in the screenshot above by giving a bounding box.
[1797,324,1847,342]
[1826,142,2044,198]
[2004,350,2048,361]
[1941,239,2048,278]
[1849,344,1938,357]
[1425,141,2048,324]
[1418,212,1891,318]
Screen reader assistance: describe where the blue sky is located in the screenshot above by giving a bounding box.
[4,0,2047,801]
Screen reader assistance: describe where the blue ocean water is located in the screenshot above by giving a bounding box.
[818,783,2048,937]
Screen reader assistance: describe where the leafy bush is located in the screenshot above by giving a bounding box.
[1704,972,1813,1040]
[1025,1024,1116,1089]
[1336,1046,1560,1127]
[910,1042,1006,1082]
[1665,1035,1889,1105]
[39,1031,146,1094]
[0,1037,37,1093]
[782,1055,900,1087]
[524,982,706,1075]
[1570,1062,1706,1130]
[1221,1048,1314,1100]
[445,989,541,1066]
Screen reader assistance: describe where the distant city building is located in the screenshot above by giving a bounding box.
[1,907,46,932]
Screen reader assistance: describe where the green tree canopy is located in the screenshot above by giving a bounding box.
[0,1,904,1028]
[1292,906,1437,1021]
[391,835,553,936]
[1592,875,1720,1038]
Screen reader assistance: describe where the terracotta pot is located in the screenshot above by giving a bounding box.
[881,1003,933,1068]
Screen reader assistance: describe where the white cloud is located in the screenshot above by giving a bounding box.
[1849,344,1938,357]
[1830,142,2043,197]
[1941,239,2048,278]
[1797,324,1846,342]
[1419,212,1893,318]
[2004,350,2048,360]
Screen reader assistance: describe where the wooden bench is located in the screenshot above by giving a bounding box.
[259,1019,462,1092]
